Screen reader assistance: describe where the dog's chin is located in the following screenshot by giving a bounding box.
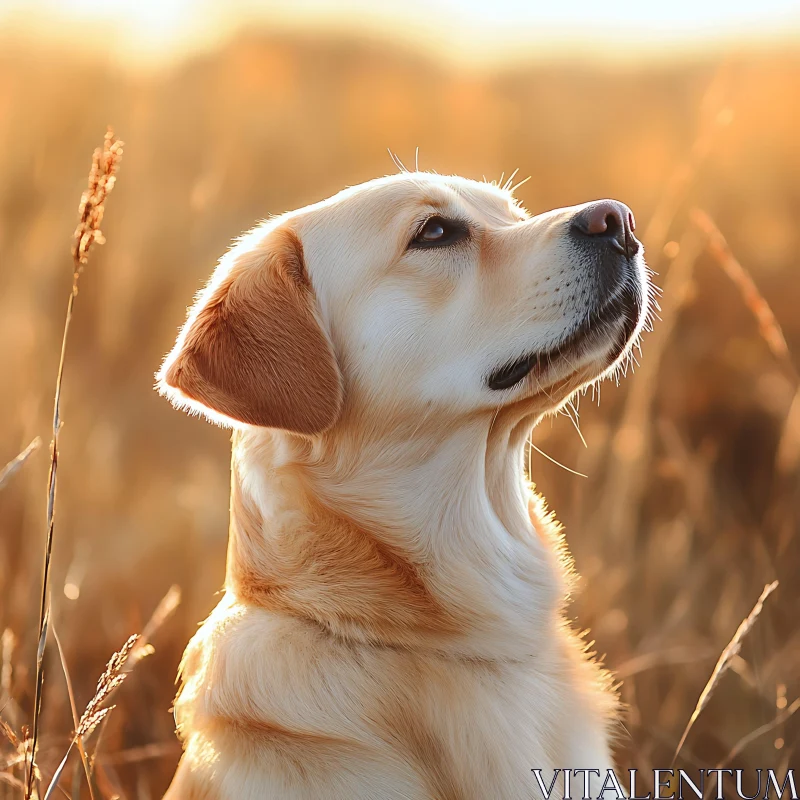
[488,282,644,411]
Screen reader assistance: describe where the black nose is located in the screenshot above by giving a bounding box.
[571,200,640,258]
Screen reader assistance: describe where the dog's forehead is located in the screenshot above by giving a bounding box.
[302,172,521,226]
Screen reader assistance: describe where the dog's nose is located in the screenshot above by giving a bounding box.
[571,200,640,258]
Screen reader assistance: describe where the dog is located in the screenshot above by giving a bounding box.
[157,171,649,799]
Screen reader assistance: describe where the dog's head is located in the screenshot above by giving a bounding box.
[158,173,649,435]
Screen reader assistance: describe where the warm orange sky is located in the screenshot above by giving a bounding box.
[1,0,799,65]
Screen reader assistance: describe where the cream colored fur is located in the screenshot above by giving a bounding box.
[157,172,650,799]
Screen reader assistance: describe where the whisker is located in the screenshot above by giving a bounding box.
[564,401,587,449]
[528,441,588,478]
[510,175,532,194]
[503,168,519,191]
[387,148,409,173]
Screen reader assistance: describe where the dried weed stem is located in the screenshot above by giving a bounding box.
[26,129,123,800]
[673,580,779,765]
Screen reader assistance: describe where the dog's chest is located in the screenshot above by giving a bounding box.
[176,604,604,799]
[373,656,573,799]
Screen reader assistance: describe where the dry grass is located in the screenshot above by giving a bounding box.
[673,580,779,764]
[0,441,41,494]
[691,208,797,383]
[44,634,143,800]
[0,33,798,797]
[23,130,124,800]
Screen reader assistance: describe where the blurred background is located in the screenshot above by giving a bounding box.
[1,0,799,796]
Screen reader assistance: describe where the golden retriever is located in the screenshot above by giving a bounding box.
[157,171,650,799]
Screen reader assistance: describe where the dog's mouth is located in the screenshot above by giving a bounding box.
[486,283,642,392]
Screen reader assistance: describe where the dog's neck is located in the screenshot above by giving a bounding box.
[225,409,569,660]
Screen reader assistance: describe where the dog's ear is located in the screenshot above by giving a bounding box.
[157,224,343,434]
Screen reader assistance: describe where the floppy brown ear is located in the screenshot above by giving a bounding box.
[157,224,343,434]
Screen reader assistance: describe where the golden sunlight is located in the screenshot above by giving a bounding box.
[1,0,798,64]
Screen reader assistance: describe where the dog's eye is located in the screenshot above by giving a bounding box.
[410,217,468,249]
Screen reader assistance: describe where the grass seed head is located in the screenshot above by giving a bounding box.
[71,128,124,272]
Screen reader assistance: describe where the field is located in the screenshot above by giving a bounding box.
[0,30,799,797]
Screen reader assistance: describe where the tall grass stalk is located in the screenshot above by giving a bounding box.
[26,129,123,800]
[599,68,733,550]
[691,208,797,384]
[673,580,779,765]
